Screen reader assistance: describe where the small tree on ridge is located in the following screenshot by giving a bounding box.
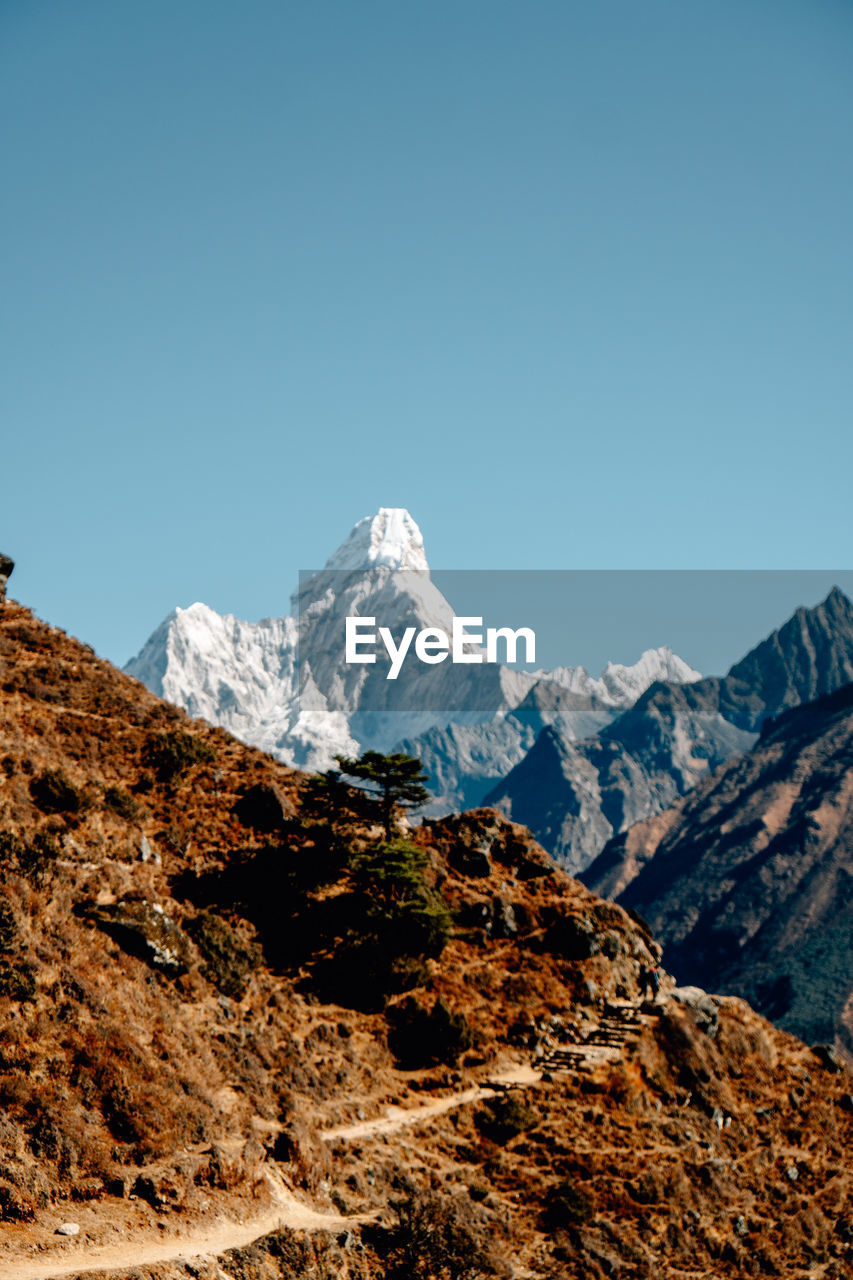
[334,750,429,840]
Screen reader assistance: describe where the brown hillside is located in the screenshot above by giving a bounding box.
[0,599,852,1279]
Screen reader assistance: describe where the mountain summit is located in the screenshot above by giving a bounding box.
[324,507,429,573]
[544,645,700,708]
[126,509,451,769]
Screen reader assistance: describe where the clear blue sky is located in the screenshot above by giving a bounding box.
[2,0,852,669]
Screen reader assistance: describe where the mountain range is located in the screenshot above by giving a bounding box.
[127,509,853,887]
[126,508,700,820]
[486,586,853,871]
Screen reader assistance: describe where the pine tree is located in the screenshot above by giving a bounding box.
[334,751,430,839]
[300,768,363,834]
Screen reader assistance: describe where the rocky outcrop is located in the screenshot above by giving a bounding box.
[669,986,720,1037]
[85,900,195,973]
[0,554,13,602]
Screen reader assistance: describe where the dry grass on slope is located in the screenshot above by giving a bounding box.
[0,602,852,1279]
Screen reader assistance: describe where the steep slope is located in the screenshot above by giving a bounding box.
[127,509,700,807]
[487,587,853,872]
[2,597,853,1279]
[583,680,853,1056]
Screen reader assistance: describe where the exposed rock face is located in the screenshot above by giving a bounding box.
[399,645,702,814]
[0,553,13,602]
[669,986,720,1038]
[488,587,853,872]
[584,680,853,1056]
[399,677,624,815]
[484,721,692,876]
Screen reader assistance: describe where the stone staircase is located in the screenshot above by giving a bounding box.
[537,999,657,1075]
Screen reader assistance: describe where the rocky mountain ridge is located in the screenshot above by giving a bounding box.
[486,586,853,872]
[583,677,853,1059]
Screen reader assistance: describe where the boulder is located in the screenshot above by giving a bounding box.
[241,1136,266,1175]
[133,1167,191,1208]
[196,1144,243,1191]
[488,896,518,939]
[512,851,553,881]
[271,1118,331,1191]
[447,840,492,878]
[669,986,720,1037]
[459,896,522,938]
[138,834,161,865]
[545,913,602,961]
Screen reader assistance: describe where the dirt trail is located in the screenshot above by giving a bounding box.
[321,1085,494,1144]
[0,1068,540,1280]
[0,1169,365,1280]
[321,1062,541,1144]
[0,1014,646,1280]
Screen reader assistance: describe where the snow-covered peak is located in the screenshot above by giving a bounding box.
[324,508,429,573]
[600,646,702,704]
[540,645,701,708]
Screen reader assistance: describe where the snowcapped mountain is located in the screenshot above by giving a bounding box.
[125,508,701,807]
[124,602,348,766]
[126,508,457,768]
[541,647,701,707]
[323,507,430,573]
